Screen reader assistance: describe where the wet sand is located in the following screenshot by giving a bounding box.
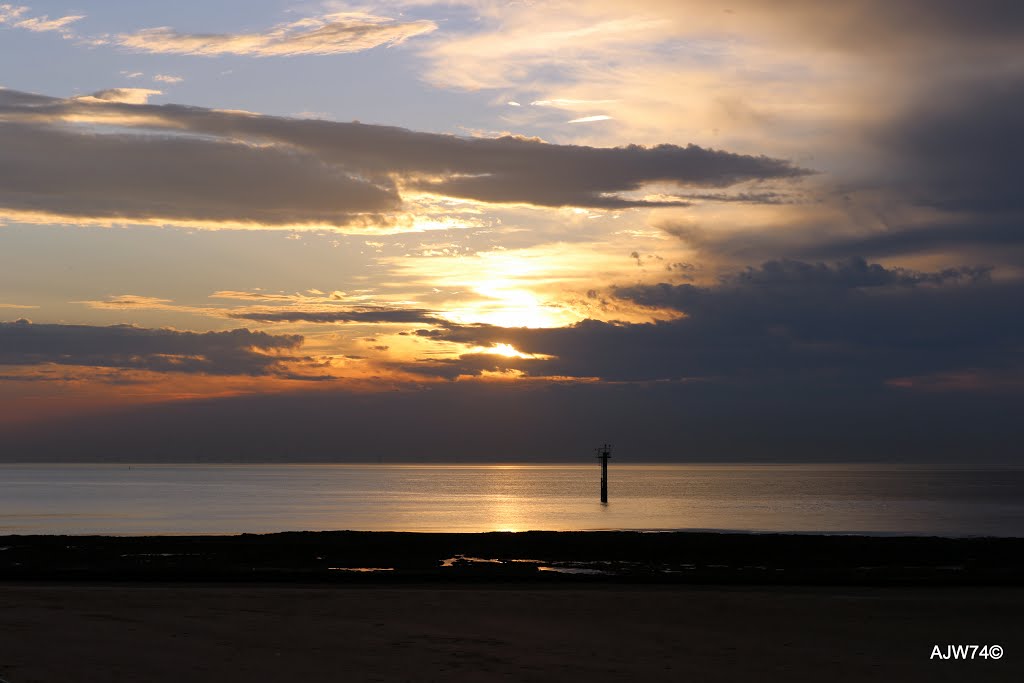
[0,583,1021,682]
[3,531,1023,583]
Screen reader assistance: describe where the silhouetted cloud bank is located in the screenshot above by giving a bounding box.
[0,320,301,376]
[0,88,809,228]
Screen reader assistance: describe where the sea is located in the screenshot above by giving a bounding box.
[1,463,1022,537]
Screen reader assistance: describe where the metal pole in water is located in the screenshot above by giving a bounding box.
[595,443,612,503]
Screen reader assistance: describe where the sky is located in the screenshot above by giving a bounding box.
[1,1,1022,461]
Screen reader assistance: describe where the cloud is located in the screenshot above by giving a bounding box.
[153,74,184,85]
[722,257,991,289]
[397,140,808,208]
[567,115,613,124]
[74,88,162,104]
[423,11,672,91]
[403,258,1020,388]
[228,307,443,325]
[0,320,303,376]
[0,114,400,226]
[115,12,437,57]
[661,69,1024,276]
[796,220,1024,262]
[0,88,807,231]
[210,291,322,302]
[74,294,177,310]
[877,74,1024,215]
[0,5,26,23]
[413,0,1024,218]
[690,0,1024,53]
[532,99,618,109]
[1,5,81,34]
[422,1,1024,91]
[13,13,82,33]
[674,71,1024,265]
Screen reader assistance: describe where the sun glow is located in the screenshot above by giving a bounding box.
[446,286,575,329]
[445,251,582,328]
[466,343,552,359]
[383,239,692,331]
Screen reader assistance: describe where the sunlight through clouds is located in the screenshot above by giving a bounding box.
[2,0,1021,459]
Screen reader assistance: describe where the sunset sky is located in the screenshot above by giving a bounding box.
[2,1,1022,461]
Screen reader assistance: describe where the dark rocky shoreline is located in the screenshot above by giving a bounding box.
[2,530,1022,584]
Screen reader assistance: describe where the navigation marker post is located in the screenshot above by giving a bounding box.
[595,443,612,503]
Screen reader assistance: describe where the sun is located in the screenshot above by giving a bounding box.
[467,343,552,360]
[446,285,577,329]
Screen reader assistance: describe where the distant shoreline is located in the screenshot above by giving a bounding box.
[4,527,1021,538]
[4,461,1023,466]
[3,530,1022,585]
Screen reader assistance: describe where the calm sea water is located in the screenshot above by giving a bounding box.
[1,464,1022,537]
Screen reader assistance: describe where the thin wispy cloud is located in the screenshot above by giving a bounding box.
[115,12,437,57]
[13,13,82,33]
[0,4,82,35]
[532,99,617,109]
[568,115,613,123]
[229,307,444,325]
[74,294,177,310]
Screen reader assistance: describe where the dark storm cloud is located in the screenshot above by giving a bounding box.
[655,71,1024,264]
[709,0,1024,52]
[797,75,1024,262]
[0,89,809,222]
[795,219,1024,261]
[229,308,443,324]
[0,320,302,376]
[879,75,1024,215]
[724,258,991,288]
[407,258,1020,386]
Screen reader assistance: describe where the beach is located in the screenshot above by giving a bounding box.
[3,531,1023,583]
[1,583,1021,682]
[1,531,1022,681]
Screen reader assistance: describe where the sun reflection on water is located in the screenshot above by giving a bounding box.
[485,494,527,533]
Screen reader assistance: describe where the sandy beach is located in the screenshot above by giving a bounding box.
[2,532,1021,681]
[0,583,1020,682]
